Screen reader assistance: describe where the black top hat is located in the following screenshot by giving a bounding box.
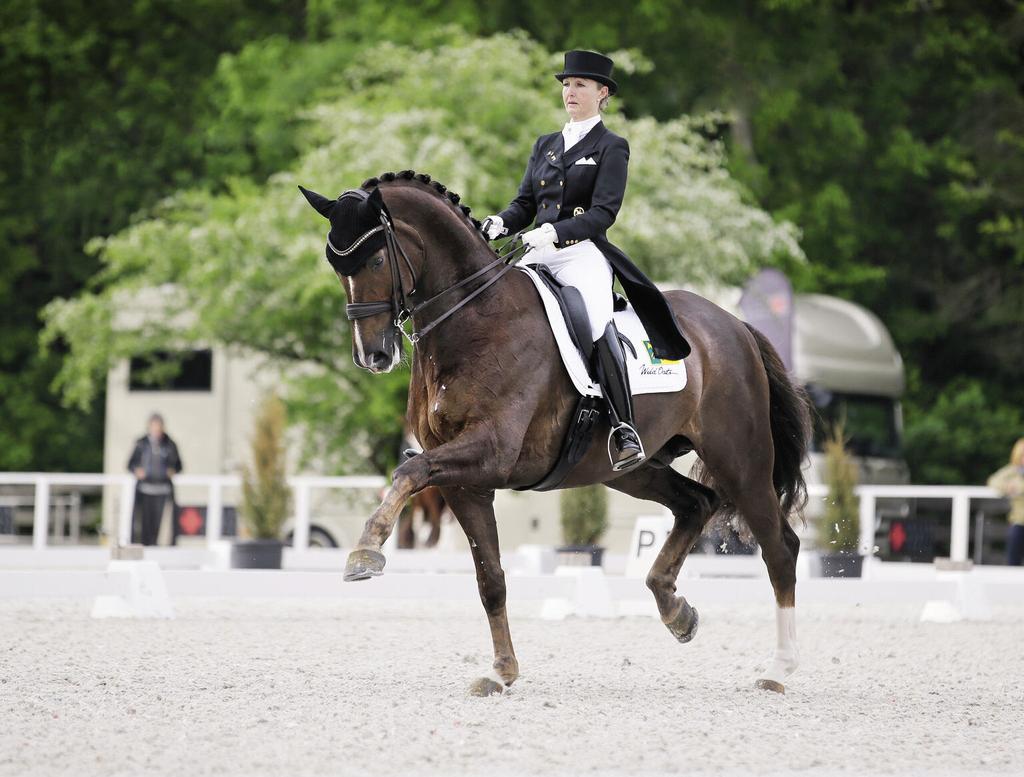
[555,50,618,95]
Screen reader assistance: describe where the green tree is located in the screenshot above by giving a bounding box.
[42,32,802,474]
[0,0,304,470]
[903,375,1022,486]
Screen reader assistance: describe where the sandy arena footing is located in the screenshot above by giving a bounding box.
[1,598,1022,776]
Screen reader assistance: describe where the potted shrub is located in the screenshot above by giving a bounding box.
[232,394,291,569]
[816,422,863,577]
[557,484,608,566]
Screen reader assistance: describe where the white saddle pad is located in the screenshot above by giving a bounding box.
[518,265,687,398]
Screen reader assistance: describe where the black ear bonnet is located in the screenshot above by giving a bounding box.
[317,188,391,276]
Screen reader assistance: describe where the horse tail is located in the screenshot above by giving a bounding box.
[745,323,813,522]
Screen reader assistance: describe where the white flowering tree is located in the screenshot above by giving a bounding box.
[43,31,803,473]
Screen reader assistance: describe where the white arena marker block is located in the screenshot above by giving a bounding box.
[91,560,175,620]
[920,600,963,624]
[573,567,615,618]
[539,597,573,621]
[203,540,232,571]
[547,565,616,618]
[954,575,992,622]
[921,568,993,624]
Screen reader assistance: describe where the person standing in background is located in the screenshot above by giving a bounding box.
[987,437,1024,566]
[127,413,182,546]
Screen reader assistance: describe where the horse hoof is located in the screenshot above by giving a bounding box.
[343,549,386,582]
[469,677,505,697]
[666,602,699,643]
[755,678,786,694]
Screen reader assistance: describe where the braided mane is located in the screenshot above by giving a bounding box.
[361,170,483,232]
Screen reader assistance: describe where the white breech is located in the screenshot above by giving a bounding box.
[528,239,614,341]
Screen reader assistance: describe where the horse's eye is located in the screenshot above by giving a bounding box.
[373,255,385,268]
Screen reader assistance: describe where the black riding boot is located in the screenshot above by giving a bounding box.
[593,322,645,472]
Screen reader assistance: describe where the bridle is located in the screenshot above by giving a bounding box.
[336,191,528,345]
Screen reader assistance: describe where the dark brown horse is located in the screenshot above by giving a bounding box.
[301,171,812,695]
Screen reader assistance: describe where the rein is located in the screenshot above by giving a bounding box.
[342,209,529,345]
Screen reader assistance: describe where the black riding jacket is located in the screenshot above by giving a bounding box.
[498,122,628,248]
[498,122,691,360]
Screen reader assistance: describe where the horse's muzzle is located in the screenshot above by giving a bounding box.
[363,350,394,373]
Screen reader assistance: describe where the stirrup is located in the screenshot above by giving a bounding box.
[607,422,646,472]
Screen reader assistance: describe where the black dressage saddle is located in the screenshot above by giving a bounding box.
[528,263,628,365]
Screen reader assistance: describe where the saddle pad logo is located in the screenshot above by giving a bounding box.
[643,341,681,365]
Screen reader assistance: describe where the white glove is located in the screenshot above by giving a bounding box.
[522,223,557,250]
[481,215,505,240]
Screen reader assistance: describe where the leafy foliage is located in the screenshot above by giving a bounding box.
[240,394,291,540]
[42,32,799,474]
[559,485,609,546]
[903,376,1023,486]
[0,0,303,471]
[7,1,1022,484]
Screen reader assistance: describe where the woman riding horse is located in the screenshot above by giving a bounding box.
[299,52,812,697]
[482,50,689,472]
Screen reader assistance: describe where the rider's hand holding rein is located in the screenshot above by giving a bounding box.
[522,223,557,250]
[481,215,505,240]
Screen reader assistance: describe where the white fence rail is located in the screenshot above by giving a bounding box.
[0,473,1007,563]
[0,472,385,552]
[805,483,1003,562]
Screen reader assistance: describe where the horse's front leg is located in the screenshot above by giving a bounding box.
[441,486,518,696]
[344,425,517,581]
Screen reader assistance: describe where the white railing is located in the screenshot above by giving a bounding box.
[0,474,1006,562]
[0,472,386,551]
[805,483,1003,562]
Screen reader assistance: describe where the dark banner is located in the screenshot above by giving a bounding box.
[739,268,794,371]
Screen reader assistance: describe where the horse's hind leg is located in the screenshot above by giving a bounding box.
[708,460,800,693]
[607,466,719,642]
[441,486,519,697]
[732,484,800,693]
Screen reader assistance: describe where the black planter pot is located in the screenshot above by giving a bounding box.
[555,544,605,567]
[819,551,864,578]
[231,539,284,569]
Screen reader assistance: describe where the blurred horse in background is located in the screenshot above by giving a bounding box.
[397,487,448,548]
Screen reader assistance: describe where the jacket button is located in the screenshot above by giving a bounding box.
[556,203,560,209]
[540,179,546,186]
[559,180,564,186]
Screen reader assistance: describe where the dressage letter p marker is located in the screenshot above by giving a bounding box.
[637,529,656,558]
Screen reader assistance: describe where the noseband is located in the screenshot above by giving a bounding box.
[336,190,528,344]
[336,197,419,327]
